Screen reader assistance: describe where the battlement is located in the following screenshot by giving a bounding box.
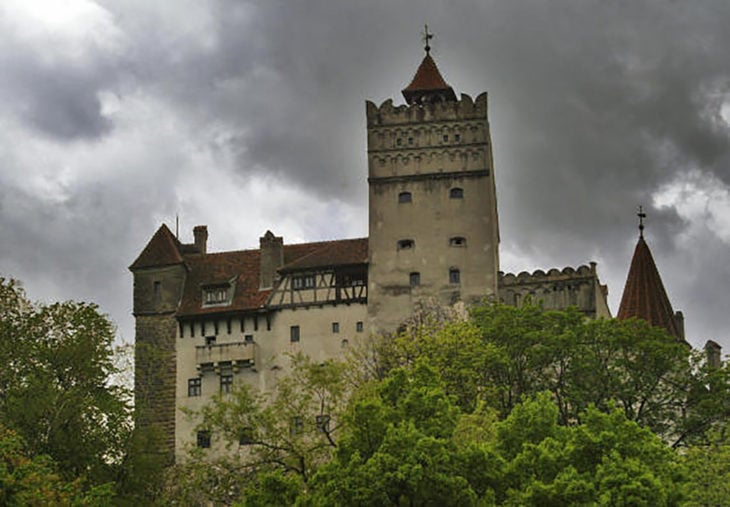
[499,263,597,286]
[366,92,487,127]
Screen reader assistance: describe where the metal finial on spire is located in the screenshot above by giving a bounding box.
[637,205,646,238]
[422,24,434,55]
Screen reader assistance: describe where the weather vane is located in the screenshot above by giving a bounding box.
[422,24,434,55]
[637,205,646,237]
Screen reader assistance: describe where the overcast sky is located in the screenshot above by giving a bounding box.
[1,0,729,354]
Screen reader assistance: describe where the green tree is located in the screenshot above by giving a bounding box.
[682,427,730,506]
[0,277,132,491]
[0,423,114,505]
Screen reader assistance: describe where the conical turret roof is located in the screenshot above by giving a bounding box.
[402,53,457,105]
[129,224,184,270]
[617,234,681,339]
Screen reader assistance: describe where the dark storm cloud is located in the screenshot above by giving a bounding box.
[1,0,729,350]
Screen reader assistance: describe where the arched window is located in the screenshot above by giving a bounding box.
[398,191,412,203]
[450,187,464,199]
[397,239,414,250]
[449,236,466,247]
[449,268,461,284]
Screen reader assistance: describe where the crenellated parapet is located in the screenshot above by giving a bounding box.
[366,92,488,127]
[498,263,611,318]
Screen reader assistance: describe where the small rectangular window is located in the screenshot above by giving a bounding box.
[397,239,414,250]
[449,236,466,247]
[332,322,340,333]
[356,321,364,333]
[443,134,449,142]
[407,137,413,145]
[205,336,216,346]
[197,430,211,448]
[239,428,254,446]
[244,334,254,343]
[410,272,420,287]
[188,378,201,397]
[449,268,461,284]
[290,325,300,343]
[450,187,464,199]
[290,416,304,436]
[316,414,331,433]
[220,373,233,394]
[454,133,461,142]
[292,275,316,290]
[398,191,412,203]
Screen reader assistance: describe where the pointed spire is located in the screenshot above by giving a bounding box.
[129,224,184,270]
[617,209,683,340]
[402,26,457,105]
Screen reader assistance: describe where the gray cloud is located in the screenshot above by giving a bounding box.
[1,0,729,351]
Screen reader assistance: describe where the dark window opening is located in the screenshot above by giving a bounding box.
[410,272,421,287]
[450,187,464,199]
[240,317,245,332]
[290,325,300,343]
[407,137,414,145]
[450,236,466,247]
[205,336,216,346]
[341,339,349,348]
[397,239,414,250]
[153,281,161,305]
[356,321,364,333]
[220,373,233,394]
[188,378,201,397]
[398,191,412,203]
[332,322,340,333]
[443,134,449,142]
[244,334,254,343]
[197,430,211,448]
[396,138,402,146]
[449,268,461,284]
[316,414,331,433]
[292,275,316,290]
[454,133,461,142]
[239,428,254,446]
[290,416,304,436]
[190,322,195,338]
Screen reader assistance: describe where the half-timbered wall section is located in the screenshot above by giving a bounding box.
[268,265,368,309]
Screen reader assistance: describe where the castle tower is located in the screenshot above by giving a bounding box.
[617,208,685,341]
[366,39,500,333]
[129,224,189,459]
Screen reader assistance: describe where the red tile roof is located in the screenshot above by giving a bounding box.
[175,237,368,317]
[402,54,457,104]
[129,224,184,270]
[617,236,681,339]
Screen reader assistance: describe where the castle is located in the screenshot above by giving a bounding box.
[131,43,686,460]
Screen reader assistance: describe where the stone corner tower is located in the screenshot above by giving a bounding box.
[366,45,500,333]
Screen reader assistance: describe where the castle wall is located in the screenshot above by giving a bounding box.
[175,304,366,458]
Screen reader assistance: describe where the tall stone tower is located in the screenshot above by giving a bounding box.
[366,44,500,333]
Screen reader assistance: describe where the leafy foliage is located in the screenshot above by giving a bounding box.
[0,278,131,486]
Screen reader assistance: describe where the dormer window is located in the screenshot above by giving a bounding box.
[450,187,464,199]
[398,191,412,203]
[397,239,414,250]
[292,274,316,290]
[203,285,231,306]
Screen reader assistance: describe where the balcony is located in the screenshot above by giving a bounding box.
[195,341,255,372]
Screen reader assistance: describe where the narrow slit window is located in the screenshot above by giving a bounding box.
[332,322,340,333]
[449,236,466,247]
[290,325,300,343]
[197,430,211,449]
[356,321,364,333]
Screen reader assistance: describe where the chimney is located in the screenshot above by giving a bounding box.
[259,230,283,289]
[193,225,208,254]
[705,340,722,369]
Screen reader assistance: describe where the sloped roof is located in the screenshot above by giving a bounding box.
[176,237,368,317]
[280,238,368,272]
[617,235,681,339]
[129,224,184,270]
[402,54,457,104]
